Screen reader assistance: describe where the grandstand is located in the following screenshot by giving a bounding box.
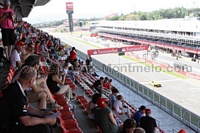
[95,19,200,57]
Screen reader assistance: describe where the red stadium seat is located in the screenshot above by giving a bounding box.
[53,94,65,101]
[60,112,74,120]
[67,128,83,133]
[57,99,68,106]
[61,121,79,130]
[62,128,83,133]
[60,106,71,114]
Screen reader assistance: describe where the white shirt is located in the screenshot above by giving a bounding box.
[113,100,122,113]
[32,33,37,37]
[11,49,21,69]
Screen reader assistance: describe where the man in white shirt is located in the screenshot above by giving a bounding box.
[10,40,25,69]
[113,95,129,116]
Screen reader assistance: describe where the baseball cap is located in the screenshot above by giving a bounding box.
[178,129,186,133]
[16,40,25,46]
[138,105,146,110]
[4,0,11,5]
[145,108,151,114]
[96,98,106,108]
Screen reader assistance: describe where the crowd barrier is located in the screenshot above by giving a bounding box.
[74,46,200,133]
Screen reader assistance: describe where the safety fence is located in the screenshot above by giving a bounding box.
[75,48,200,133]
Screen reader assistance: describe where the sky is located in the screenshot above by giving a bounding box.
[23,0,200,24]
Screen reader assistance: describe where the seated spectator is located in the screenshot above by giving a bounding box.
[67,66,75,82]
[88,66,98,77]
[39,40,48,53]
[108,88,119,109]
[140,108,157,133]
[103,77,109,88]
[103,78,112,90]
[92,98,119,133]
[47,64,74,100]
[63,63,69,74]
[120,118,137,133]
[34,40,41,55]
[59,50,68,61]
[113,95,128,115]
[86,93,101,119]
[79,60,87,72]
[92,77,104,95]
[178,129,186,133]
[49,48,58,59]
[134,128,146,133]
[21,43,35,62]
[2,66,56,133]
[39,40,49,58]
[11,40,26,69]
[132,105,146,127]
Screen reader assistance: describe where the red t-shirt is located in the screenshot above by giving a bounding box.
[70,50,76,61]
[103,82,111,90]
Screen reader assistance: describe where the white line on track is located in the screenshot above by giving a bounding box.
[141,78,182,84]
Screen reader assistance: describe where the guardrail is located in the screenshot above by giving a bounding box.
[75,48,200,132]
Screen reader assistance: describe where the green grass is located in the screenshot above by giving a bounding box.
[69,35,188,79]
[124,56,188,79]
[69,36,101,48]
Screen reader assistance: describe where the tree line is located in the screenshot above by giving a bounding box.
[107,7,200,21]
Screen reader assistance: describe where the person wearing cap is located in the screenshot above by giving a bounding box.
[86,93,101,119]
[140,108,157,133]
[178,129,186,133]
[0,0,16,60]
[10,40,26,69]
[92,97,119,133]
[132,105,146,127]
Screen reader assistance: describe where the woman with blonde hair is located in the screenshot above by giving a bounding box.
[47,64,73,100]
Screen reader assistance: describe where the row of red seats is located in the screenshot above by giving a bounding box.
[75,74,109,103]
[53,94,83,133]
[3,66,15,89]
[77,96,102,133]
[79,74,93,87]
[65,78,78,91]
[0,66,15,97]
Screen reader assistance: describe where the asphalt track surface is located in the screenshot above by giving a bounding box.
[49,32,197,133]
